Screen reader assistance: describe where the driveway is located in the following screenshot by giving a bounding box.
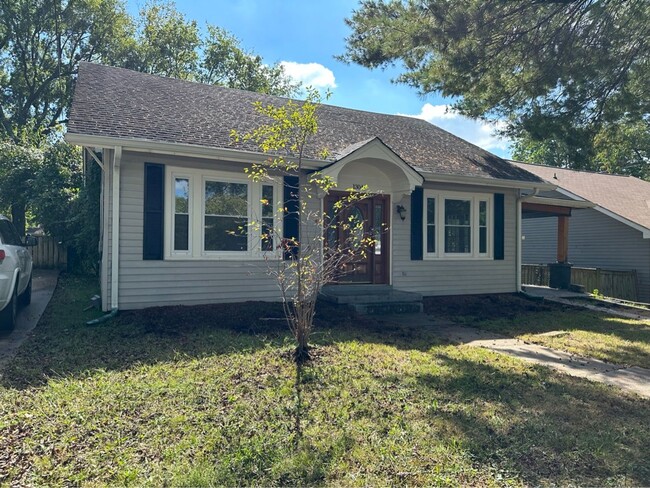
[0,269,59,369]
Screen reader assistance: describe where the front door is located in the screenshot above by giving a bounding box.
[325,192,390,284]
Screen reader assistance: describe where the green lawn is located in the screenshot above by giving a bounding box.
[429,295,650,369]
[1,276,649,486]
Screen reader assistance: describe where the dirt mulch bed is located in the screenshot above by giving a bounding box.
[117,299,380,335]
[423,293,564,321]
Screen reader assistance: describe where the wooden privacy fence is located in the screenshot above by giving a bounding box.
[28,236,68,269]
[522,264,638,301]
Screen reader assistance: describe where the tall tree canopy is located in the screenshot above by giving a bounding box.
[0,0,298,142]
[342,0,650,177]
[0,0,132,142]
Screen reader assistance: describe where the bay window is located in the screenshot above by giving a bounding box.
[166,167,281,259]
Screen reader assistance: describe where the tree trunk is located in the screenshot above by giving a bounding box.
[11,203,26,236]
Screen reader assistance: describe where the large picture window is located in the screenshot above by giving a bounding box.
[166,167,281,259]
[444,199,471,254]
[424,191,493,259]
[204,181,248,251]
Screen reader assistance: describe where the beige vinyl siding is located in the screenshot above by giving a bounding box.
[109,151,520,309]
[523,208,650,302]
[392,183,518,296]
[116,152,284,310]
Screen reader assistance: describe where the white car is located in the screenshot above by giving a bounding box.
[0,215,35,331]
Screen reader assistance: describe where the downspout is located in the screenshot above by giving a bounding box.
[516,188,540,291]
[111,146,122,311]
[83,147,121,325]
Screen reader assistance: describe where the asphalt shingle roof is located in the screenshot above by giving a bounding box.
[68,62,542,183]
[512,162,650,232]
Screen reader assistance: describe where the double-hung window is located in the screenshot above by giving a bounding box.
[424,191,493,259]
[166,167,281,259]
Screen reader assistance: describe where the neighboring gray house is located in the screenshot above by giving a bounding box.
[514,162,650,302]
[66,63,552,312]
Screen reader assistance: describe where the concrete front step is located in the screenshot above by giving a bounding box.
[351,301,423,315]
[320,285,423,315]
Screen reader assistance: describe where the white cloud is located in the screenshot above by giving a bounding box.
[401,103,511,153]
[279,61,337,89]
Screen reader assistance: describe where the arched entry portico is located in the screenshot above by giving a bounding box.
[318,138,423,284]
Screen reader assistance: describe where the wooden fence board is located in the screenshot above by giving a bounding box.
[28,236,68,269]
[522,264,638,301]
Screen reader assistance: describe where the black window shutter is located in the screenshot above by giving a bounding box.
[283,175,300,259]
[494,193,505,260]
[143,163,165,260]
[410,186,423,260]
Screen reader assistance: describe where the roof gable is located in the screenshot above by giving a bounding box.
[513,162,650,235]
[67,62,543,184]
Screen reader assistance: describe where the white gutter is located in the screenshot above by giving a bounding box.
[111,146,122,310]
[524,195,594,209]
[421,172,556,191]
[65,133,326,170]
[516,188,541,291]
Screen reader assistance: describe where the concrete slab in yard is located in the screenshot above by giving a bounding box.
[590,367,650,399]
[380,314,650,399]
[0,269,59,370]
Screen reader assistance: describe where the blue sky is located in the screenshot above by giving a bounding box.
[126,0,512,158]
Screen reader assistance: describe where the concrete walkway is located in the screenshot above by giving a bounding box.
[523,285,650,321]
[383,314,650,399]
[0,269,59,369]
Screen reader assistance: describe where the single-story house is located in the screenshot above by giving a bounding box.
[66,62,554,312]
[513,162,650,302]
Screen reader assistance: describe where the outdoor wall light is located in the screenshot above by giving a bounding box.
[396,204,407,221]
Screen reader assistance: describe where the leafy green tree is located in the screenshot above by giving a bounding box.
[32,142,83,240]
[341,0,650,176]
[199,26,299,96]
[0,141,43,235]
[120,1,200,80]
[232,90,373,364]
[0,0,133,142]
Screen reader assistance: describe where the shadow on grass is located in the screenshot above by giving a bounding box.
[424,294,650,366]
[0,274,381,389]
[413,352,650,486]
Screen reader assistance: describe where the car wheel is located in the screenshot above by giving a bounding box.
[0,284,17,332]
[19,275,32,306]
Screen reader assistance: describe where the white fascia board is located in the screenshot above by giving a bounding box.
[554,187,650,238]
[64,133,327,170]
[420,171,557,191]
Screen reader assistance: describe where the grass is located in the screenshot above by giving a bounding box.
[426,294,650,369]
[0,276,649,486]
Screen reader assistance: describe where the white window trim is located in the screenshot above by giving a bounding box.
[423,190,494,260]
[170,172,193,257]
[164,166,283,260]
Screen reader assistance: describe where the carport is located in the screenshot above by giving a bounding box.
[521,194,594,289]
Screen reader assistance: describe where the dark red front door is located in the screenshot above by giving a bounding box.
[325,193,390,284]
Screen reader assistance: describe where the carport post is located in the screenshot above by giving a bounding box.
[557,215,569,263]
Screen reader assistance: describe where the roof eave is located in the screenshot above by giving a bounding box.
[420,170,555,191]
[65,132,556,191]
[64,132,329,169]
